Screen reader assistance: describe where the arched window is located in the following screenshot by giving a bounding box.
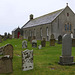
[46,27,49,36]
[30,31,32,36]
[34,29,36,36]
[70,24,71,31]
[40,28,42,36]
[65,24,66,31]
[64,23,72,31]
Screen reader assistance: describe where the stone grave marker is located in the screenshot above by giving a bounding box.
[32,39,37,47]
[0,46,4,55]
[41,38,46,47]
[22,40,27,48]
[73,29,75,38]
[58,35,62,44]
[38,45,42,49]
[0,44,13,73]
[59,34,75,65]
[72,38,75,47]
[0,36,2,43]
[22,49,33,71]
[50,34,55,46]
[51,34,54,39]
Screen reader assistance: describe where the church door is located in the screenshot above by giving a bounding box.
[18,31,20,38]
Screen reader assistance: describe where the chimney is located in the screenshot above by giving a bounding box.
[30,14,33,20]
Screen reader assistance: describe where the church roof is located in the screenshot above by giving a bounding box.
[12,27,20,31]
[22,8,64,28]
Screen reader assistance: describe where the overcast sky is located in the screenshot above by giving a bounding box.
[0,0,75,35]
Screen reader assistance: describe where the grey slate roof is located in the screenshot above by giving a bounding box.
[22,8,64,28]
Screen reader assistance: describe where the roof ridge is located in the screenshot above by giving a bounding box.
[33,8,64,20]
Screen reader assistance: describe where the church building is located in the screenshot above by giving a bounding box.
[22,4,75,41]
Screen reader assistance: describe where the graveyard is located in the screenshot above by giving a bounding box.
[0,38,75,75]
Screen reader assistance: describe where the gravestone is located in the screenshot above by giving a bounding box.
[73,29,75,38]
[38,45,42,49]
[0,46,4,55]
[32,39,37,47]
[51,34,54,39]
[59,34,75,65]
[22,40,27,48]
[50,34,55,46]
[0,36,2,43]
[71,33,73,38]
[41,38,46,47]
[4,32,8,41]
[19,35,23,40]
[58,35,62,44]
[22,49,33,71]
[72,38,75,47]
[0,44,13,73]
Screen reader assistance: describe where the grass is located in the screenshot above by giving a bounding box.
[0,39,75,75]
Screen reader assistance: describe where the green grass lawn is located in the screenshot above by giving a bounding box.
[0,39,75,75]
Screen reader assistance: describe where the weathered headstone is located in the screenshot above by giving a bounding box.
[0,44,13,73]
[0,46,4,55]
[73,29,75,38]
[72,38,75,47]
[58,35,62,44]
[41,38,46,47]
[51,34,54,39]
[22,49,33,71]
[22,40,27,48]
[50,34,55,46]
[71,32,73,38]
[19,35,23,40]
[0,36,2,43]
[32,39,37,47]
[38,45,42,49]
[59,34,75,65]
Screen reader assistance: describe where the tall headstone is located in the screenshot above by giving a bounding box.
[50,34,55,46]
[0,36,2,43]
[0,44,13,73]
[72,38,75,47]
[22,49,33,71]
[73,29,75,38]
[32,39,37,47]
[41,38,46,47]
[58,35,62,44]
[22,40,27,48]
[59,34,75,65]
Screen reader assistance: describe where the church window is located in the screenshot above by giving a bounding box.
[65,23,72,31]
[30,31,32,36]
[34,29,36,36]
[46,27,49,36]
[70,24,71,31]
[65,24,66,31]
[67,24,69,30]
[40,28,42,36]
[67,13,69,16]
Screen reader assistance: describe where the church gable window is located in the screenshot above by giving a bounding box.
[67,13,69,17]
[70,24,71,31]
[64,23,72,31]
